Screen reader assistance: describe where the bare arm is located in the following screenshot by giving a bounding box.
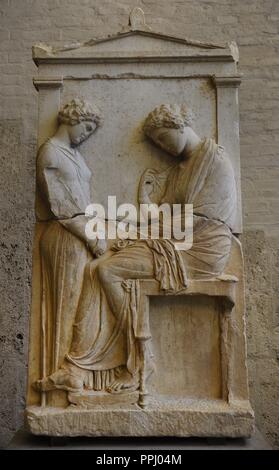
[37,146,105,257]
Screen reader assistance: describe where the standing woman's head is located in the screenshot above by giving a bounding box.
[58,98,102,146]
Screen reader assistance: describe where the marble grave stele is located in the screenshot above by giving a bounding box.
[25,8,254,437]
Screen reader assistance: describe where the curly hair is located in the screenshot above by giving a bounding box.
[143,104,192,137]
[58,98,102,127]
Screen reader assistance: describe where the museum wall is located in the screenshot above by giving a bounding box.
[0,0,278,448]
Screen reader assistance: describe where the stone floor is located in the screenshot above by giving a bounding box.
[6,428,272,450]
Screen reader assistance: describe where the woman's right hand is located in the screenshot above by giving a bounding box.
[141,168,157,185]
[93,239,108,258]
[139,168,157,202]
[87,238,107,258]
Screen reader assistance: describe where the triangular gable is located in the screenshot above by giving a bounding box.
[33,8,236,64]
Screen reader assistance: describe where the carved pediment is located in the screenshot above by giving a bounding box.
[33,8,237,64]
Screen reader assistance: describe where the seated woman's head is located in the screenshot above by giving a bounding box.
[58,98,102,146]
[144,104,192,157]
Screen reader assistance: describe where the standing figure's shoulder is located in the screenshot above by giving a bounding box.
[37,139,59,169]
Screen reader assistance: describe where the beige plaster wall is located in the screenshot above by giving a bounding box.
[0,0,278,448]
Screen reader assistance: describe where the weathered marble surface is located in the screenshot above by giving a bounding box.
[1,0,279,451]
[25,8,254,438]
[26,400,254,438]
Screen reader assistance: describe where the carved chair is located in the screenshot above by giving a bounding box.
[136,236,247,408]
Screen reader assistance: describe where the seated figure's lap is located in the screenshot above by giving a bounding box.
[97,241,154,284]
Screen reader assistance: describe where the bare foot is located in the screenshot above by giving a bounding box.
[33,368,84,393]
[107,368,138,394]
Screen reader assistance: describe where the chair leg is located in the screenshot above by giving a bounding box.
[138,339,148,408]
